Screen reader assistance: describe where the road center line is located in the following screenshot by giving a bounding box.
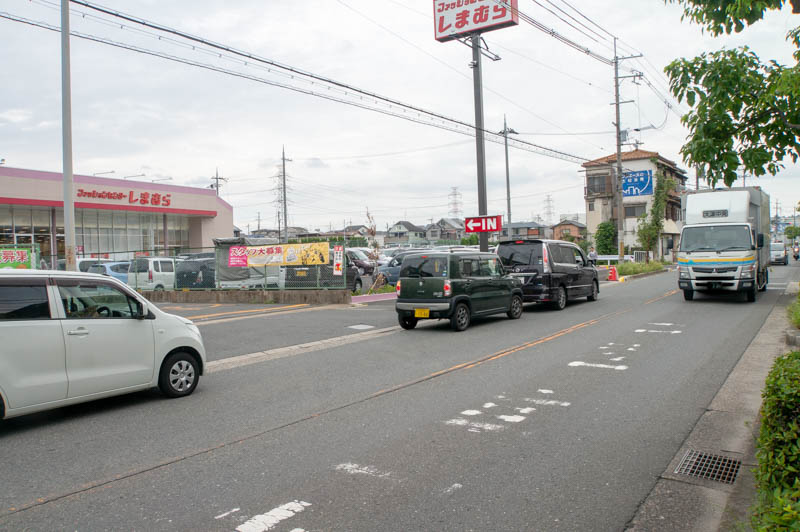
[187,303,309,320]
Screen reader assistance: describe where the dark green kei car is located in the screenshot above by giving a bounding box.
[395,251,524,331]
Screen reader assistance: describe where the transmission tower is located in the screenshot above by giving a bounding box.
[543,194,556,225]
[448,187,463,218]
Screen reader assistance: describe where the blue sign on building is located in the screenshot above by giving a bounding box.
[622,170,654,197]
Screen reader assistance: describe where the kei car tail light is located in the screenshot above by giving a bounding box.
[148,269,153,282]
[444,280,452,296]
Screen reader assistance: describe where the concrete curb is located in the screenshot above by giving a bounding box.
[625,290,794,531]
[787,328,800,347]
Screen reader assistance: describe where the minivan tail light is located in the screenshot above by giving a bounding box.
[444,279,452,296]
[148,269,153,282]
[542,244,551,274]
[396,280,401,295]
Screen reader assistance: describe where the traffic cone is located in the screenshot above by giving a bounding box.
[608,266,618,281]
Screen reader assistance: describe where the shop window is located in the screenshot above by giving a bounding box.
[55,210,64,234]
[98,211,112,255]
[0,205,12,233]
[13,207,31,234]
[32,209,50,236]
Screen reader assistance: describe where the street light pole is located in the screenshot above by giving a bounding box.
[470,33,489,252]
[61,0,77,271]
[499,115,518,232]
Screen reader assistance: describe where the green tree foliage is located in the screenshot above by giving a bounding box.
[664,0,800,186]
[460,233,479,246]
[595,222,617,255]
[637,172,675,261]
[787,226,800,240]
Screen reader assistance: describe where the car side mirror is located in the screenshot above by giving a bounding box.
[757,233,765,248]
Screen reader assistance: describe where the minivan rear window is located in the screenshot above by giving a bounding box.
[497,242,543,268]
[399,257,448,278]
[0,280,50,320]
[130,259,150,273]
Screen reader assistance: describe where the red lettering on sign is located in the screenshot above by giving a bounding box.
[473,5,489,23]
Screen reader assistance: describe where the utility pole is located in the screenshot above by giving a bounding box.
[613,37,642,260]
[500,115,517,229]
[211,168,227,195]
[61,0,77,271]
[282,146,291,243]
[257,211,261,231]
[471,32,489,252]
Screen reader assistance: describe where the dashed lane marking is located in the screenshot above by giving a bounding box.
[645,289,679,304]
[568,361,628,371]
[236,501,311,532]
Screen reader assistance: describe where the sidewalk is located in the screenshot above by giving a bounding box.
[626,284,798,531]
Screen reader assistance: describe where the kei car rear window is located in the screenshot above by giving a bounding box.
[0,279,50,320]
[399,257,448,278]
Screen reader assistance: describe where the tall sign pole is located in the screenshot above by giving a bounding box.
[61,0,77,271]
[613,38,625,261]
[471,33,489,252]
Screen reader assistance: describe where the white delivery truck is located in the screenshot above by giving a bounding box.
[677,187,770,302]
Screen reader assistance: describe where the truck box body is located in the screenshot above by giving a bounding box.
[677,187,770,301]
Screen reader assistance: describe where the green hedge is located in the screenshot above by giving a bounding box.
[752,351,800,529]
[616,262,665,276]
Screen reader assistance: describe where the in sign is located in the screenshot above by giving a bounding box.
[464,215,503,233]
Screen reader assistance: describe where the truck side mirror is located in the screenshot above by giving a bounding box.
[667,238,674,250]
[757,234,765,248]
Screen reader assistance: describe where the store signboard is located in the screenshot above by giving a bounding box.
[333,245,344,276]
[0,247,34,269]
[434,0,518,42]
[77,188,173,206]
[622,170,654,197]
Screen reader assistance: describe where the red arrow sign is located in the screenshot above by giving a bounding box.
[464,215,503,233]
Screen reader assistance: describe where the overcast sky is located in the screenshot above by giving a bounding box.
[1,0,798,233]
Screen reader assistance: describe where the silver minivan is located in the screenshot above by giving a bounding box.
[0,269,207,420]
[127,257,179,290]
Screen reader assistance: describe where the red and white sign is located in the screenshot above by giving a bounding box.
[433,0,518,43]
[464,215,503,233]
[333,245,344,276]
[77,188,172,207]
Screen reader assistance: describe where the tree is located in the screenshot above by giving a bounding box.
[786,225,800,240]
[636,172,675,262]
[595,222,617,255]
[460,233,479,246]
[664,0,800,186]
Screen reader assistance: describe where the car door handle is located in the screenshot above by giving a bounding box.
[67,328,89,336]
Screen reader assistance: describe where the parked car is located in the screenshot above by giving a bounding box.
[345,248,375,276]
[127,257,179,291]
[284,250,362,292]
[770,242,789,265]
[0,269,206,420]
[176,258,216,288]
[496,239,598,310]
[395,251,524,331]
[87,261,130,283]
[376,249,425,285]
[57,258,114,272]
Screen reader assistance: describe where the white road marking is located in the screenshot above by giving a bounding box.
[495,395,508,400]
[214,508,240,519]
[598,346,611,350]
[568,361,628,370]
[633,344,641,347]
[627,348,636,351]
[335,463,394,479]
[607,342,615,345]
[635,329,681,334]
[236,501,311,532]
[445,418,505,432]
[483,402,498,408]
[461,410,482,416]
[524,398,571,407]
[444,483,463,494]
[347,324,375,330]
[648,322,682,326]
[537,389,554,394]
[497,415,526,423]
[515,407,536,414]
[609,357,625,361]
[289,529,307,532]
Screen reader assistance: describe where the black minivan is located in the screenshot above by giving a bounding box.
[496,239,598,310]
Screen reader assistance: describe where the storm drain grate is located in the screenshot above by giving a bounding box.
[674,449,741,484]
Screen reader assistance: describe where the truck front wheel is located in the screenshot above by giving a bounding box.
[758,269,768,292]
[746,285,757,302]
[683,289,694,301]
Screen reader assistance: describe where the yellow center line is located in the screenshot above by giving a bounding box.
[645,289,679,305]
[186,304,309,320]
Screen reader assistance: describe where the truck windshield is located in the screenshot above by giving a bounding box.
[680,225,752,252]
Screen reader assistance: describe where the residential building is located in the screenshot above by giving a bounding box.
[499,221,546,239]
[583,149,687,259]
[425,218,465,243]
[385,221,427,246]
[551,219,586,241]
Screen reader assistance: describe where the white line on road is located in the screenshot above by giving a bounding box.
[335,463,395,479]
[497,415,526,423]
[236,501,311,532]
[648,322,683,326]
[524,398,571,407]
[214,508,240,519]
[482,402,498,408]
[444,483,463,494]
[609,356,625,361]
[537,389,554,394]
[207,326,398,373]
[445,418,505,432]
[347,324,375,330]
[461,410,482,416]
[627,347,636,351]
[568,361,628,370]
[515,407,536,414]
[635,329,681,334]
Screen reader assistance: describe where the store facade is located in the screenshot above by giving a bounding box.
[0,167,233,266]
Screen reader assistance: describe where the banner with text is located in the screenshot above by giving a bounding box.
[245,242,330,267]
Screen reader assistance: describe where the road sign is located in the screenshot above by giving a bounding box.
[464,215,503,233]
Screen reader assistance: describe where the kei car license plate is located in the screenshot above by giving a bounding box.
[414,308,430,318]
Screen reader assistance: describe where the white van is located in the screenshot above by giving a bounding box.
[0,269,206,420]
[128,257,178,291]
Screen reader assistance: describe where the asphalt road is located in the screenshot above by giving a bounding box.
[1,262,797,531]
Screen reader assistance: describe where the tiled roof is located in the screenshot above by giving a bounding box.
[581,149,678,169]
